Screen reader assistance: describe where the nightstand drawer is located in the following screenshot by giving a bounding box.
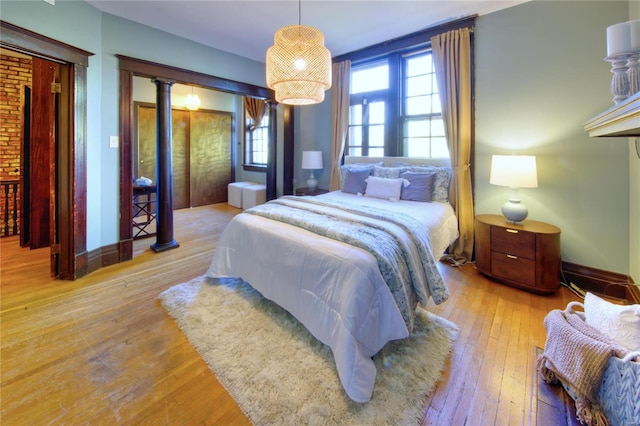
[491,251,536,286]
[491,226,535,259]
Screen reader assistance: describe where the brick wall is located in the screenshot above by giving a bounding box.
[0,53,32,236]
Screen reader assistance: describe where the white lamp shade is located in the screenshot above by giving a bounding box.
[302,151,323,169]
[490,155,538,188]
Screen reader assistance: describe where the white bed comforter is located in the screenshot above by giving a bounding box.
[207,191,458,402]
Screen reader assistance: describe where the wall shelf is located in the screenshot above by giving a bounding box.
[584,91,640,137]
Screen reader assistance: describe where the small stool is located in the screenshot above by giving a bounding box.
[242,184,266,209]
[228,182,254,208]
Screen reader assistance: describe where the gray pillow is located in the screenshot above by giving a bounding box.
[400,171,436,202]
[342,168,373,194]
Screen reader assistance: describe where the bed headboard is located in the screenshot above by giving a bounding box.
[344,156,451,168]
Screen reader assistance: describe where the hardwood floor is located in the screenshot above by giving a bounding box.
[1,203,580,425]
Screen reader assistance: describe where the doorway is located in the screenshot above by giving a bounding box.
[1,21,93,280]
[1,50,59,275]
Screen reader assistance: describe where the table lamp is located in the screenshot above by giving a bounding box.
[490,155,538,223]
[301,151,323,191]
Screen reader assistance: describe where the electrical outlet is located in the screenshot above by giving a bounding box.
[109,136,119,148]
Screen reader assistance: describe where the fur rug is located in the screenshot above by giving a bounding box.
[159,275,458,425]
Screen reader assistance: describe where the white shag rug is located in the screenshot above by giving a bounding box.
[158,275,459,425]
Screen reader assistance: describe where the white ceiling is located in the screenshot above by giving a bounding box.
[84,0,529,62]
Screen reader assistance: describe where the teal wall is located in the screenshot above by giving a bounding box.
[1,0,267,251]
[2,0,635,279]
[312,1,633,277]
[474,0,631,275]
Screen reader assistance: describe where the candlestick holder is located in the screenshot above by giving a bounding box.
[606,54,630,104]
[626,51,640,97]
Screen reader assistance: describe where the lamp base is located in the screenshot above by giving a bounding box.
[307,171,318,191]
[501,199,528,224]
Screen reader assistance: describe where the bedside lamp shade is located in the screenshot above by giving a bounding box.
[490,155,538,223]
[301,150,323,191]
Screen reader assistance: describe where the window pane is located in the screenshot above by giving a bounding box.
[369,101,385,124]
[406,54,432,77]
[431,138,449,158]
[349,126,362,148]
[350,104,362,125]
[369,147,384,157]
[348,146,362,156]
[351,63,388,94]
[369,125,384,147]
[431,118,445,137]
[406,95,430,115]
[406,75,430,96]
[404,137,429,157]
[406,119,429,136]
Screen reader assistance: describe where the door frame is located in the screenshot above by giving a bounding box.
[1,20,93,280]
[117,55,292,261]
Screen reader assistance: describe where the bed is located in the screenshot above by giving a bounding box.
[207,156,459,403]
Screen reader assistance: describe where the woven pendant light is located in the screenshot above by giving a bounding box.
[266,3,331,105]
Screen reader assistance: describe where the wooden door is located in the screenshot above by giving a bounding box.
[19,86,31,247]
[189,111,232,206]
[135,104,189,209]
[135,103,231,209]
[28,57,58,250]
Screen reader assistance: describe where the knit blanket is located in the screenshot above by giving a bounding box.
[245,196,448,332]
[538,307,629,425]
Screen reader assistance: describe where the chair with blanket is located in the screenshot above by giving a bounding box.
[537,293,640,426]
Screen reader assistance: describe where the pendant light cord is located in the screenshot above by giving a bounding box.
[298,0,301,25]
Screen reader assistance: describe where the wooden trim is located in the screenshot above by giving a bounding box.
[333,15,476,63]
[119,69,134,248]
[562,261,638,304]
[118,56,292,253]
[116,55,273,99]
[2,21,93,280]
[0,21,93,66]
[282,104,294,196]
[87,242,122,274]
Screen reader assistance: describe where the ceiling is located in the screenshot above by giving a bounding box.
[84,0,529,62]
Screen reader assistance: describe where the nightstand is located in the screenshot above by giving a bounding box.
[295,187,329,196]
[475,214,561,294]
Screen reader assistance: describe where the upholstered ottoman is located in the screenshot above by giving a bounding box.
[228,182,254,208]
[242,184,266,209]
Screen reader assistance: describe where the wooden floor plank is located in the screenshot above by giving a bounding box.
[1,203,582,425]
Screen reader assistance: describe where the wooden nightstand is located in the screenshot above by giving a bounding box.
[295,187,329,196]
[475,214,561,294]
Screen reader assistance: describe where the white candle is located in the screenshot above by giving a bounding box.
[607,21,631,56]
[630,19,640,51]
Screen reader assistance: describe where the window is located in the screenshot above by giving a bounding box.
[347,50,448,159]
[245,108,269,168]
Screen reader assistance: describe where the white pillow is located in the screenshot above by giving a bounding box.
[584,292,640,351]
[364,176,408,201]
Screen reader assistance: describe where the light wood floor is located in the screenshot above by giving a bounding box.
[1,203,580,425]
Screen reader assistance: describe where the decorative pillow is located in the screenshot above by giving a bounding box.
[394,163,452,202]
[400,171,436,202]
[339,162,382,190]
[584,292,640,351]
[373,166,403,179]
[364,176,408,201]
[342,168,373,194]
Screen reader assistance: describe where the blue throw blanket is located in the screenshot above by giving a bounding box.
[244,196,449,331]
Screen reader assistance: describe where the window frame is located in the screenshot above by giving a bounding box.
[334,16,475,160]
[243,106,269,172]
